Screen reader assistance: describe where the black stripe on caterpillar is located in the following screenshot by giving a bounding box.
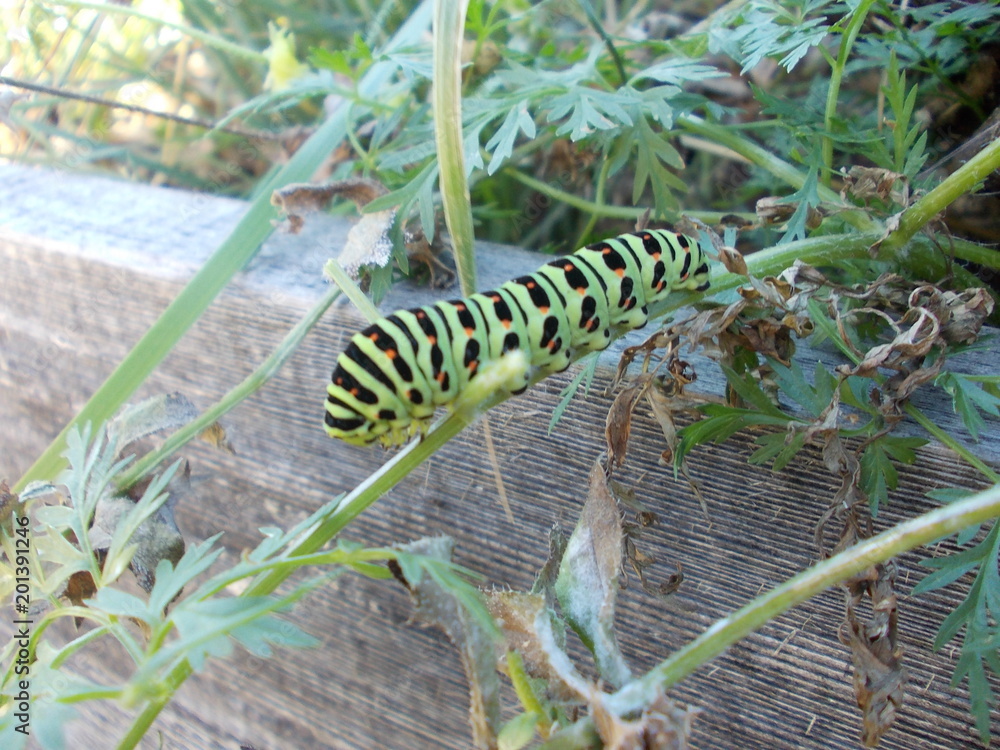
[325,228,710,445]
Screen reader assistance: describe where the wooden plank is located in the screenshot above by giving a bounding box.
[1,163,998,749]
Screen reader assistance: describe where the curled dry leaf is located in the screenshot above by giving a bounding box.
[271,178,398,279]
[108,392,200,453]
[591,689,700,750]
[909,286,995,344]
[756,196,823,229]
[606,379,651,473]
[717,244,747,276]
[89,462,188,593]
[839,562,905,747]
[199,422,236,454]
[842,166,907,205]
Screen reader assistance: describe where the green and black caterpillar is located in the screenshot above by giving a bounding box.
[325,228,711,445]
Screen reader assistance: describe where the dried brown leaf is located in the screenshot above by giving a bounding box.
[840,562,905,747]
[199,422,236,454]
[755,196,823,228]
[606,381,650,472]
[63,570,97,608]
[591,690,700,750]
[843,166,907,204]
[717,244,747,276]
[911,286,995,344]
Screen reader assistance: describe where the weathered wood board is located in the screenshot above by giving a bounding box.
[1,163,998,749]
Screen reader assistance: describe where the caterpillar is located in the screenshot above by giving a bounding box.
[325,228,711,445]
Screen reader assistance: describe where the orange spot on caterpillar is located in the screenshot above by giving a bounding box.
[468,361,478,373]
[502,319,511,329]
[369,333,379,341]
[539,306,549,314]
[350,388,359,396]
[386,349,397,359]
[615,268,625,277]
[577,287,587,296]
[436,372,446,384]
[465,327,474,336]
[428,336,437,345]
[563,263,574,271]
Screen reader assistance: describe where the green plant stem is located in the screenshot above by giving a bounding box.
[602,481,1000,717]
[880,136,1000,254]
[577,0,627,87]
[502,168,751,226]
[433,0,477,296]
[575,158,612,245]
[38,0,268,63]
[15,0,434,494]
[114,286,342,491]
[821,0,875,186]
[323,260,379,322]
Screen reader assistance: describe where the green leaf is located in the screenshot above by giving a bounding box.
[546,86,633,141]
[935,371,1000,441]
[486,101,536,175]
[548,353,599,434]
[498,712,540,750]
[767,357,823,416]
[631,116,685,214]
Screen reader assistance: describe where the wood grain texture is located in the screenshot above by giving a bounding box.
[1,163,998,749]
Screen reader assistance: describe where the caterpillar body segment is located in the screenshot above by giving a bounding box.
[325,228,711,445]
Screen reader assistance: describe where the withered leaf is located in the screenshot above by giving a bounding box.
[272,178,398,279]
[555,462,632,688]
[485,590,580,702]
[840,562,905,748]
[717,244,748,276]
[89,492,185,593]
[199,422,236,454]
[606,380,650,473]
[591,689,700,750]
[64,570,98,608]
[843,166,906,204]
[107,392,200,454]
[911,286,995,344]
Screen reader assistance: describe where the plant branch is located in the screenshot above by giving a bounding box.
[821,0,875,185]
[433,0,477,295]
[115,285,342,491]
[603,481,1000,716]
[880,136,1000,254]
